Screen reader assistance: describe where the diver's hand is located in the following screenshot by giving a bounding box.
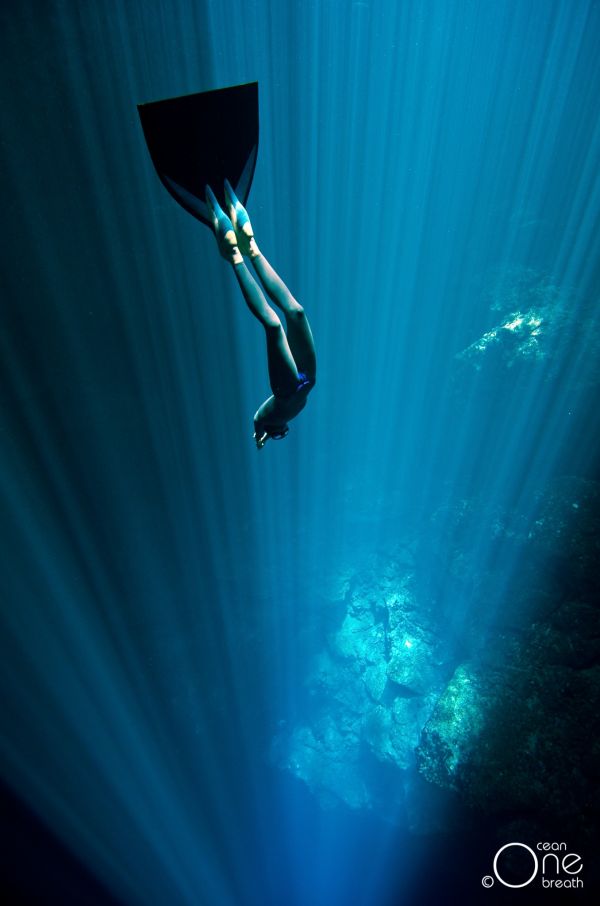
[254,430,269,449]
[224,180,260,258]
[205,186,243,265]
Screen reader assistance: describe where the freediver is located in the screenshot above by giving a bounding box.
[205,181,316,450]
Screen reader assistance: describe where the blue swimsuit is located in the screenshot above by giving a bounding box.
[295,372,312,393]
[265,373,313,439]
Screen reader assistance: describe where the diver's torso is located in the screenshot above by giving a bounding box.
[254,382,313,433]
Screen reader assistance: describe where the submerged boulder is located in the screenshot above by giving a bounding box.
[413,477,600,836]
[455,266,600,390]
[272,551,451,815]
[416,609,600,832]
[279,720,369,810]
[273,478,600,838]
[387,625,441,694]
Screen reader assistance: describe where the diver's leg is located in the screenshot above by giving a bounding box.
[224,181,316,381]
[233,262,300,398]
[206,186,299,396]
[251,255,316,382]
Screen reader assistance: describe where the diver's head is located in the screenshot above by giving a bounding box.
[254,424,289,449]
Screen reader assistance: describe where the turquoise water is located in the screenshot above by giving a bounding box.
[1,1,599,903]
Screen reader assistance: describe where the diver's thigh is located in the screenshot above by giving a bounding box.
[285,310,316,380]
[265,324,299,396]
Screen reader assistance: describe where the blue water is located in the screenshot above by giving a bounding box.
[1,1,599,904]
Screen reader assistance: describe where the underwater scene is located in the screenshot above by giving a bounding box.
[1,1,599,904]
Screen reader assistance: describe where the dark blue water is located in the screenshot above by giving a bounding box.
[1,1,599,904]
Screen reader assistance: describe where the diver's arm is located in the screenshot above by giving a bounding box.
[254,396,292,448]
[254,398,272,449]
[254,396,275,424]
[253,411,270,448]
[254,428,269,449]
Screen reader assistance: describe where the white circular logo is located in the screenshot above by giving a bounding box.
[493,842,539,888]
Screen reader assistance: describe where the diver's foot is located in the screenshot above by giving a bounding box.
[205,185,243,265]
[224,179,261,258]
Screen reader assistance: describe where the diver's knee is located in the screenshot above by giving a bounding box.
[265,316,283,333]
[287,301,305,320]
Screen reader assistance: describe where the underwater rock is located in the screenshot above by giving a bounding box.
[417,623,600,833]
[362,697,435,771]
[455,267,600,389]
[387,625,441,694]
[333,610,386,666]
[274,477,600,837]
[526,476,600,596]
[272,552,450,816]
[409,476,600,839]
[450,268,600,481]
[363,663,388,701]
[535,600,600,669]
[273,719,369,810]
[416,664,485,792]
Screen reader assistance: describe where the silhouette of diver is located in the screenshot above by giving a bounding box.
[205,181,316,449]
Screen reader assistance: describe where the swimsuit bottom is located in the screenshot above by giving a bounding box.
[266,373,314,438]
[296,372,312,393]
